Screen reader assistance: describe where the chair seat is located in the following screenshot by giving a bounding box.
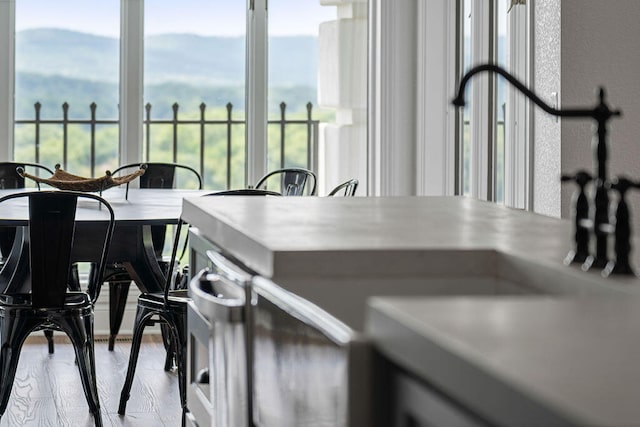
[0,291,92,308]
[138,290,190,312]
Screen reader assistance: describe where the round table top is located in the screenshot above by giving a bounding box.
[0,188,209,225]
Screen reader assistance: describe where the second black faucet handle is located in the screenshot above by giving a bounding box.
[561,170,593,265]
[603,176,639,276]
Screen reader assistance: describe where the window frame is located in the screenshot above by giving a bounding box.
[0,0,15,160]
[372,0,532,205]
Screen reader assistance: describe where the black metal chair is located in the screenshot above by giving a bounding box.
[0,162,58,351]
[0,191,115,427]
[118,218,189,423]
[255,167,317,196]
[118,189,280,425]
[327,179,359,197]
[105,162,202,351]
[0,162,54,191]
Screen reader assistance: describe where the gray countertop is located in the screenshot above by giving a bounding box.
[182,195,640,293]
[367,296,640,427]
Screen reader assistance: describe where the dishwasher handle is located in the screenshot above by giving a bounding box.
[189,268,245,323]
[206,250,253,284]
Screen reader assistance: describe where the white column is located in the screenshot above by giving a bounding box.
[0,0,15,160]
[119,0,144,165]
[368,0,417,196]
[318,0,368,195]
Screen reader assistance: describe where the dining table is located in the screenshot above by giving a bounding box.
[0,187,209,296]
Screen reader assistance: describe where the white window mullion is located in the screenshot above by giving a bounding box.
[119,0,144,165]
[0,0,15,160]
[416,0,457,196]
[504,0,531,210]
[245,0,268,187]
[469,0,494,201]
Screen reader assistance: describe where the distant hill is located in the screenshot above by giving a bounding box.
[16,28,318,86]
[15,28,319,118]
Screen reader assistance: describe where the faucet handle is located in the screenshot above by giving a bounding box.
[561,170,593,265]
[602,176,639,276]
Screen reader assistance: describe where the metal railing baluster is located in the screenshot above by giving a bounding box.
[90,102,97,177]
[200,103,206,184]
[226,103,232,189]
[62,102,69,170]
[16,101,319,185]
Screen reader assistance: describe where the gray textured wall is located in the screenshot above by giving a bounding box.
[560,0,640,230]
[534,0,562,218]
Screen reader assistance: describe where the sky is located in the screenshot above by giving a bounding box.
[15,0,336,37]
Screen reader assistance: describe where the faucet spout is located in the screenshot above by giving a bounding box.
[452,64,621,124]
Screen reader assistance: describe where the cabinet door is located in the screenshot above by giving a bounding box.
[392,371,488,427]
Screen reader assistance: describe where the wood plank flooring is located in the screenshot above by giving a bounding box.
[0,335,181,427]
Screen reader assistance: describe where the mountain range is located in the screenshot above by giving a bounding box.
[15,28,319,118]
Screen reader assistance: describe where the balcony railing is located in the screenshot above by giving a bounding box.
[14,101,319,189]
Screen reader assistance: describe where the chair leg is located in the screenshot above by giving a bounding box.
[154,312,188,422]
[61,313,102,427]
[170,314,188,419]
[118,305,154,415]
[163,325,176,372]
[108,281,131,351]
[44,329,54,354]
[0,315,38,417]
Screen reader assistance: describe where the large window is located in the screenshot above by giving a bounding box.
[2,0,364,192]
[143,0,246,189]
[267,0,334,174]
[460,0,506,201]
[458,0,529,208]
[14,0,120,177]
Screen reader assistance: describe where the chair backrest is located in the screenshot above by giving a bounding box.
[327,179,359,197]
[112,162,203,190]
[255,168,317,196]
[0,162,54,190]
[0,191,115,309]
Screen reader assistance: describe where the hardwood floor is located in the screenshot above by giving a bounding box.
[0,334,181,427]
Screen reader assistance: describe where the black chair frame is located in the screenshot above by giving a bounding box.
[118,189,280,425]
[0,191,115,427]
[106,162,202,351]
[255,167,317,196]
[328,179,359,197]
[118,219,189,422]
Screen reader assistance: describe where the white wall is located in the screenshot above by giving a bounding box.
[533,0,561,217]
[559,0,640,228]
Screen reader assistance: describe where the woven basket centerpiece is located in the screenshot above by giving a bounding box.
[18,164,146,193]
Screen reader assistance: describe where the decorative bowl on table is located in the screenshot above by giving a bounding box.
[18,163,146,193]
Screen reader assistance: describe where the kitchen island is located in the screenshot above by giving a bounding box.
[181,195,640,426]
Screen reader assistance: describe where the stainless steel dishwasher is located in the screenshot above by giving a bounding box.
[250,276,373,427]
[187,258,250,427]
